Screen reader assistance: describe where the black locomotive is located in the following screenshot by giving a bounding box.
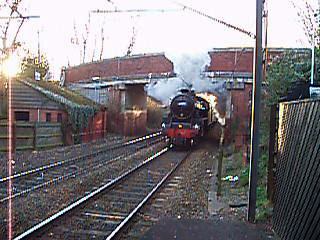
[162,89,213,147]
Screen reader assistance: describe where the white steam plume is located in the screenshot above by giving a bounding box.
[147,50,211,104]
[147,77,184,105]
[147,50,227,106]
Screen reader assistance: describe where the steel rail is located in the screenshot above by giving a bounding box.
[106,149,189,240]
[0,132,162,183]
[0,136,165,203]
[13,146,171,240]
[0,154,124,203]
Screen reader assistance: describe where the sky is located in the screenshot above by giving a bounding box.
[8,0,319,77]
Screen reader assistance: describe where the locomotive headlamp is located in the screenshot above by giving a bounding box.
[178,124,183,129]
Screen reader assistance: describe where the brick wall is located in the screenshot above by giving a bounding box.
[106,86,147,136]
[208,49,254,73]
[207,48,289,73]
[231,84,252,148]
[81,110,107,143]
[224,83,252,153]
[65,53,174,85]
[11,108,68,122]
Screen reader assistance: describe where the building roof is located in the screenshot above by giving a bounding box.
[13,78,106,130]
[11,79,65,110]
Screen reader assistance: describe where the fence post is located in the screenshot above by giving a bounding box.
[267,104,277,203]
[33,122,37,150]
[12,121,16,153]
[104,110,107,138]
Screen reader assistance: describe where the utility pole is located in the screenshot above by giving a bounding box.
[248,0,264,223]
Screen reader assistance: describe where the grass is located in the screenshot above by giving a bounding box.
[255,151,272,223]
[221,145,272,223]
[221,149,249,198]
[256,184,273,222]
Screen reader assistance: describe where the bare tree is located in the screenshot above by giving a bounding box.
[291,0,320,47]
[82,13,91,63]
[126,25,136,56]
[71,13,94,64]
[91,34,97,62]
[126,15,139,56]
[71,21,82,63]
[99,17,106,61]
[0,0,27,63]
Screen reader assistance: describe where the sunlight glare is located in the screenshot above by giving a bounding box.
[2,54,21,77]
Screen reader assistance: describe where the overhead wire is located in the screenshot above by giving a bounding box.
[168,0,256,39]
[92,1,256,39]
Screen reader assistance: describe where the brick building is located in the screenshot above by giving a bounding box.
[206,47,296,161]
[64,53,174,136]
[63,53,174,86]
[10,79,68,123]
[64,50,254,140]
[0,78,107,147]
[207,48,254,151]
[61,48,294,144]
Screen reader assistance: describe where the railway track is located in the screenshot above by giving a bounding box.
[120,174,186,239]
[14,146,189,240]
[0,132,163,203]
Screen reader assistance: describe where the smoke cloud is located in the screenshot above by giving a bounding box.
[147,50,227,105]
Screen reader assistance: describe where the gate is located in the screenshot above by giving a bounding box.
[272,99,320,239]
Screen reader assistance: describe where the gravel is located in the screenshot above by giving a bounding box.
[0,135,165,239]
[137,140,278,239]
[0,137,277,239]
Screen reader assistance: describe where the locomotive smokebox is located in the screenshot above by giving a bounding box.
[170,94,195,120]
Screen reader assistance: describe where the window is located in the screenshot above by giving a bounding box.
[57,113,62,122]
[46,113,51,122]
[14,111,29,121]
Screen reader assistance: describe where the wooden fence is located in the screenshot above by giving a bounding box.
[272,99,320,239]
[0,121,63,151]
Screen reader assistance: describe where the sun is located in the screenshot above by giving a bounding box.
[2,54,21,77]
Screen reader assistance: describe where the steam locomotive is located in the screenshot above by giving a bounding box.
[162,89,214,147]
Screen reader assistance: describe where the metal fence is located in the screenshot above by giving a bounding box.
[272,99,320,240]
